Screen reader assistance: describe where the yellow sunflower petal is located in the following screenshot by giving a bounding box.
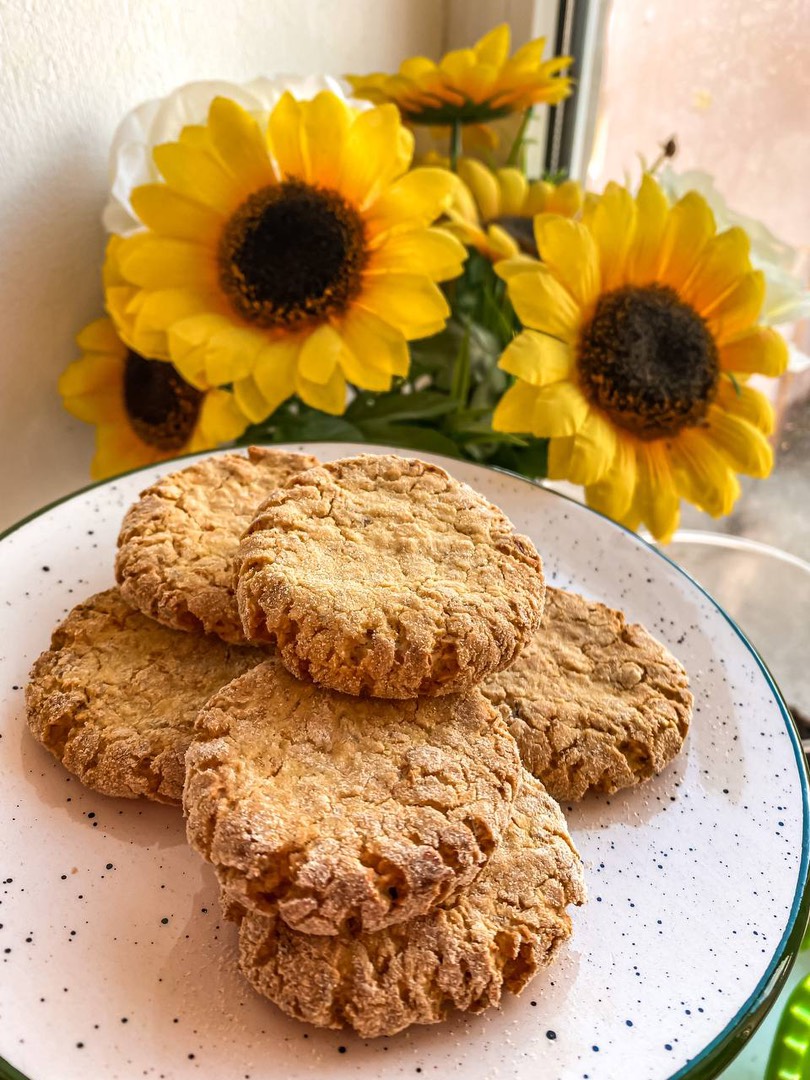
[251,340,300,413]
[492,380,538,433]
[504,266,581,341]
[302,91,351,189]
[357,274,449,338]
[715,378,775,435]
[169,313,245,387]
[75,317,126,356]
[532,215,600,308]
[547,408,617,485]
[483,225,520,260]
[339,104,407,206]
[195,388,249,444]
[681,227,751,315]
[296,365,347,415]
[657,192,716,290]
[475,23,511,66]
[704,405,773,478]
[130,184,224,242]
[671,427,742,517]
[340,306,410,378]
[583,181,637,292]
[626,174,669,285]
[337,339,394,392]
[298,323,343,384]
[366,168,455,238]
[92,426,155,481]
[118,237,216,290]
[525,381,589,437]
[457,158,501,222]
[232,375,274,424]
[632,443,681,542]
[493,254,541,279]
[719,326,788,377]
[205,325,267,385]
[367,227,466,281]
[585,433,637,520]
[152,141,239,213]
[495,168,528,216]
[706,270,765,344]
[206,96,275,192]
[266,92,305,180]
[59,351,122,399]
[544,178,583,217]
[498,330,574,386]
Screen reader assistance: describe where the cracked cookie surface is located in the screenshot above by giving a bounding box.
[226,775,585,1037]
[116,447,319,643]
[25,589,265,803]
[482,587,693,801]
[184,655,521,935]
[235,453,545,698]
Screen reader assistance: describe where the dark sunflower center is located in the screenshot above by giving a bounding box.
[578,284,719,439]
[123,351,203,451]
[217,180,367,331]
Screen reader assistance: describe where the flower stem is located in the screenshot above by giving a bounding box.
[449,120,462,172]
[506,108,533,168]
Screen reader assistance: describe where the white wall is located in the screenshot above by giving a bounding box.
[0,0,445,526]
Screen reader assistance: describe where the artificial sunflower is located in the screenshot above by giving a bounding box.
[347,24,572,125]
[446,157,583,260]
[60,317,248,479]
[107,91,465,420]
[493,175,788,541]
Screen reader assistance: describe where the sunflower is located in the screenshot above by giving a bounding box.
[492,175,788,541]
[347,24,572,125]
[107,92,465,420]
[446,157,583,261]
[60,317,248,479]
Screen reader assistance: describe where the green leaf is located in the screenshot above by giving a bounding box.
[347,390,456,424]
[450,325,472,405]
[356,420,461,457]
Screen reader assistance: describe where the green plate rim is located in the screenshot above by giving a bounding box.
[1,442,808,1080]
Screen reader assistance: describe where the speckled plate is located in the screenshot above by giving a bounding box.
[0,443,807,1080]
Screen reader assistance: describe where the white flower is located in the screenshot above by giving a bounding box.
[103,75,366,235]
[659,167,810,371]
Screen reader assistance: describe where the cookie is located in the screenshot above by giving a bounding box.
[25,589,265,804]
[184,656,522,935]
[225,775,585,1037]
[235,453,545,698]
[481,587,693,801]
[115,447,319,643]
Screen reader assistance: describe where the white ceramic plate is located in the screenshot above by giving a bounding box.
[0,443,807,1080]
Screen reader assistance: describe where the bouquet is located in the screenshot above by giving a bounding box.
[61,24,805,542]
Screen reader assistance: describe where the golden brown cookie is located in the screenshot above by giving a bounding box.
[115,447,319,643]
[225,775,585,1037]
[235,453,545,698]
[184,656,522,934]
[481,587,693,801]
[25,589,265,803]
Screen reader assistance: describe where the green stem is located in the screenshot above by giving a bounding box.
[506,108,533,168]
[449,119,462,171]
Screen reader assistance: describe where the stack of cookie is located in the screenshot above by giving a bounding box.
[26,448,692,1039]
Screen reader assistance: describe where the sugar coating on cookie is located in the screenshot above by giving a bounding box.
[226,775,585,1037]
[184,656,522,935]
[25,589,265,804]
[235,453,545,698]
[115,447,319,643]
[482,587,693,801]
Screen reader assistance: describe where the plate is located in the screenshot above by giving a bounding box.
[0,443,807,1080]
